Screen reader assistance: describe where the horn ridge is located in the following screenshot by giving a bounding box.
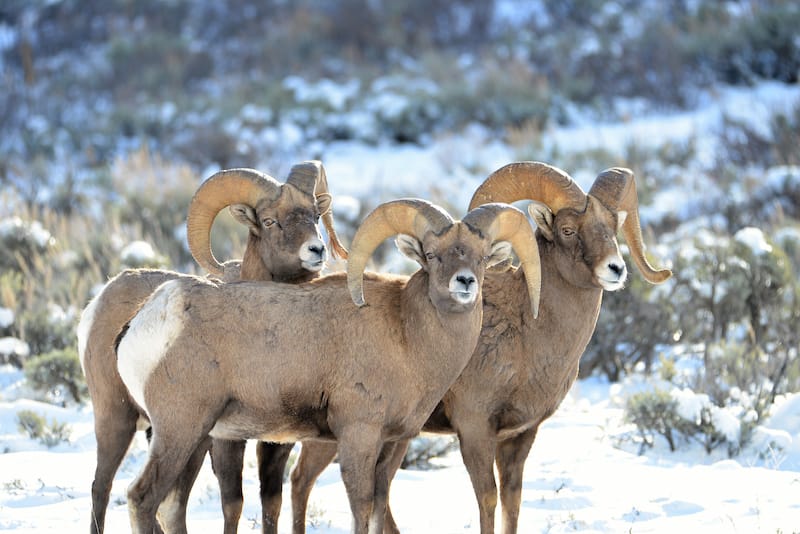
[286,160,349,260]
[463,203,542,318]
[346,199,453,306]
[589,168,672,284]
[469,161,586,213]
[187,168,280,276]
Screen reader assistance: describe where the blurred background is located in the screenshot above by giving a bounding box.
[0,0,799,461]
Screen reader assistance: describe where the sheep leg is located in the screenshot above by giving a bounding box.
[127,428,211,534]
[290,441,337,534]
[495,428,537,534]
[256,441,294,534]
[336,428,383,534]
[457,423,499,534]
[156,435,212,534]
[89,401,139,534]
[374,439,409,534]
[210,438,247,534]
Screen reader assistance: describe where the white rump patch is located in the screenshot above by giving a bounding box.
[76,290,103,374]
[117,280,186,415]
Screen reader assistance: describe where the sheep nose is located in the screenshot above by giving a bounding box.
[308,243,326,257]
[608,262,626,278]
[456,274,476,288]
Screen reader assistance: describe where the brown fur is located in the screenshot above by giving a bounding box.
[79,175,331,534]
[288,196,668,534]
[116,211,531,534]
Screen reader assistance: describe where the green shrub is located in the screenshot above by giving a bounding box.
[107,31,210,97]
[16,308,76,357]
[24,348,86,404]
[16,410,72,448]
[401,436,459,470]
[625,389,685,453]
[625,388,737,456]
[0,217,54,271]
[704,3,800,85]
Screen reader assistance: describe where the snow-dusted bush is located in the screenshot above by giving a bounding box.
[668,226,792,347]
[16,409,72,448]
[16,306,76,358]
[0,337,30,369]
[625,385,752,457]
[402,435,459,470]
[0,216,54,270]
[23,348,86,405]
[120,240,168,269]
[614,223,798,457]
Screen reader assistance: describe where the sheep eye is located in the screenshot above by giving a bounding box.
[562,227,575,237]
[425,252,436,261]
[262,218,277,228]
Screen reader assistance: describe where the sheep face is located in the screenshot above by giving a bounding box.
[529,196,627,291]
[231,184,326,282]
[188,162,347,283]
[396,224,511,314]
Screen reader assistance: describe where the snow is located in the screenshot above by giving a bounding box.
[0,217,54,249]
[2,51,800,533]
[734,227,773,256]
[543,82,800,168]
[0,338,29,360]
[0,374,798,532]
[0,308,13,329]
[283,76,360,111]
[672,387,710,425]
[119,240,157,265]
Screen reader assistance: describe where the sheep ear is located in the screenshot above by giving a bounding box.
[395,234,425,266]
[527,201,555,241]
[616,210,628,232]
[486,240,512,268]
[229,204,259,234]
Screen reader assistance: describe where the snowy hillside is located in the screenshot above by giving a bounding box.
[1,1,799,532]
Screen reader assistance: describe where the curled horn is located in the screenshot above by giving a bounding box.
[463,203,542,318]
[286,160,349,260]
[347,199,453,307]
[187,168,281,276]
[589,168,672,284]
[468,161,587,212]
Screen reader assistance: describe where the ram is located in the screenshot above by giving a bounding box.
[77,161,346,534]
[287,162,672,534]
[115,199,541,534]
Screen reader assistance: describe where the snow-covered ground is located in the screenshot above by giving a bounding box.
[1,367,798,533]
[1,80,800,533]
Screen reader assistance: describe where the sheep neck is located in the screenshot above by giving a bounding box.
[466,247,604,428]
[532,253,602,377]
[401,270,483,391]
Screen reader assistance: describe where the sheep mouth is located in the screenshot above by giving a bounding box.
[302,259,325,271]
[597,276,625,291]
[450,290,477,304]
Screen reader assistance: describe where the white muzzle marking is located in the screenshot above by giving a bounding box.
[596,253,627,291]
[117,280,186,415]
[449,268,478,304]
[299,237,327,271]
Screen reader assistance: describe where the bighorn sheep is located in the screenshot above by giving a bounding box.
[115,198,542,534]
[77,161,346,534]
[284,162,672,534]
